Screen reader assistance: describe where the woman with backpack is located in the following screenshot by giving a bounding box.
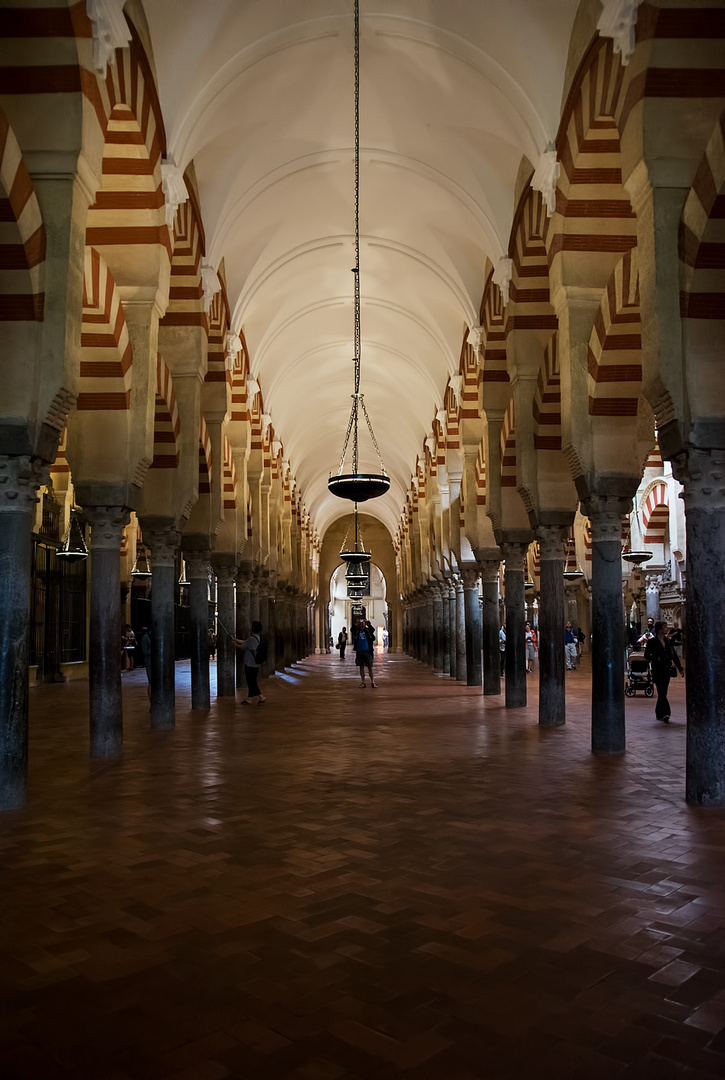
[232,620,266,705]
[354,619,376,688]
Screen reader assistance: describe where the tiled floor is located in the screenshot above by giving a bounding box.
[1,650,724,1079]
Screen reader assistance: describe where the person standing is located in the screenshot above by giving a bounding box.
[644,620,684,723]
[525,621,536,674]
[499,624,506,676]
[354,619,376,687]
[338,626,348,659]
[232,620,266,705]
[564,622,577,670]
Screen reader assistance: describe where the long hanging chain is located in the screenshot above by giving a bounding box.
[336,0,386,479]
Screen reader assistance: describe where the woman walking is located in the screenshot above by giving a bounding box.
[644,620,684,723]
[354,620,376,688]
[233,620,266,705]
[338,626,348,659]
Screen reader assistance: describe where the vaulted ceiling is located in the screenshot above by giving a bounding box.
[145,0,581,536]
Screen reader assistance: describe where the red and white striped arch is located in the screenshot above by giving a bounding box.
[500,400,517,489]
[533,334,561,451]
[642,481,669,545]
[206,284,231,390]
[77,247,132,412]
[552,37,637,290]
[222,436,237,511]
[0,107,45,322]
[151,354,180,469]
[198,415,212,494]
[588,248,641,418]
[479,271,508,387]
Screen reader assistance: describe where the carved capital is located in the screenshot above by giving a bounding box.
[144,526,179,568]
[0,455,49,515]
[85,505,130,550]
[185,552,211,580]
[461,567,480,590]
[214,565,238,590]
[673,448,725,514]
[581,494,631,544]
[536,524,568,562]
[477,558,500,584]
[501,542,528,571]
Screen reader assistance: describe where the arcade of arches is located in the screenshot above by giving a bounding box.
[1,0,725,819]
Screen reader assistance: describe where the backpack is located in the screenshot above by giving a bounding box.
[255,637,268,664]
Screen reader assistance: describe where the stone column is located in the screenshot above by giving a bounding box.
[462,567,482,687]
[186,552,211,710]
[86,505,131,756]
[0,455,47,809]
[264,587,277,676]
[440,581,451,676]
[645,573,661,624]
[454,576,466,681]
[675,449,725,805]
[212,561,237,698]
[431,584,444,671]
[249,578,260,625]
[479,559,501,696]
[447,580,457,678]
[235,571,251,688]
[583,495,630,754]
[502,541,528,709]
[537,524,567,728]
[143,523,179,729]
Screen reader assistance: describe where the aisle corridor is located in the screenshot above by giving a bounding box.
[1,652,724,1079]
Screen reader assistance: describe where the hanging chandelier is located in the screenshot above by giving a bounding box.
[563,534,585,581]
[339,503,371,564]
[56,511,88,563]
[328,0,390,503]
[131,543,152,579]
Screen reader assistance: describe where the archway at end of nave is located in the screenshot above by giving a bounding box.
[328,562,388,650]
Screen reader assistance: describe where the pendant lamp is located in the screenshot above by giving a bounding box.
[131,543,152,579]
[621,502,653,566]
[56,512,88,563]
[563,534,585,581]
[339,503,371,564]
[328,0,389,503]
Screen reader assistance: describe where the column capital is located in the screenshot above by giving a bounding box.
[581,494,631,543]
[500,541,529,569]
[477,558,500,584]
[85,505,131,549]
[536,524,568,561]
[673,447,725,513]
[461,566,480,590]
[214,565,237,589]
[185,552,211,580]
[142,523,179,568]
[0,455,49,515]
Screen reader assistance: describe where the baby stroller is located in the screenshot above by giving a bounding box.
[625,655,654,697]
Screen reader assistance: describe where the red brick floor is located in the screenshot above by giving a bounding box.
[1,650,724,1079]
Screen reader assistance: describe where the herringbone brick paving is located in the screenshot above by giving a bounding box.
[1,650,724,1078]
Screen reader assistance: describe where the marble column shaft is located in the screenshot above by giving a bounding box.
[432,587,444,671]
[214,565,237,697]
[537,526,567,728]
[447,584,456,678]
[187,553,211,710]
[502,543,527,709]
[454,578,467,682]
[462,568,482,687]
[586,498,629,754]
[0,455,47,809]
[440,583,451,676]
[87,506,130,756]
[235,574,250,688]
[479,561,501,696]
[144,526,179,729]
[264,592,277,675]
[677,449,725,805]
